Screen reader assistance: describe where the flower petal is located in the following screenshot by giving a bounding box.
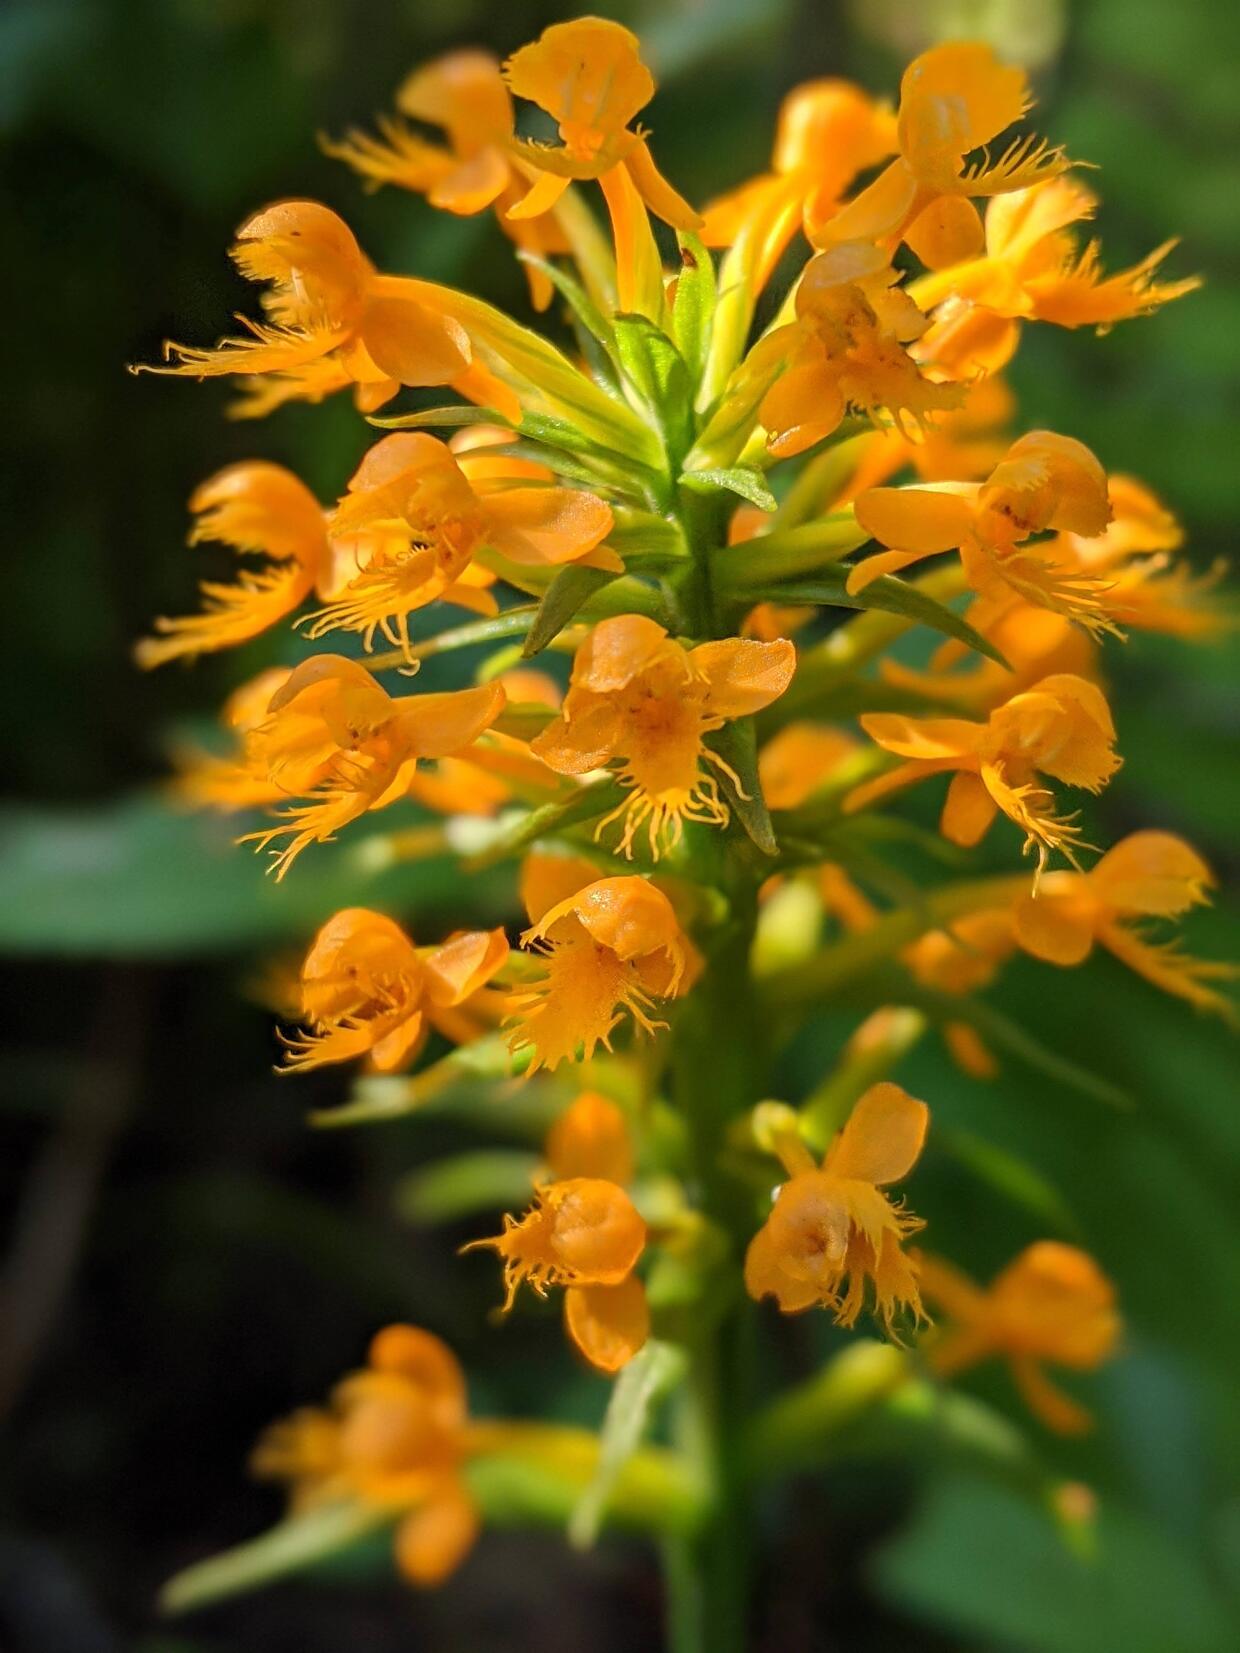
[564,1277,650,1372]
[940,769,998,846]
[825,1081,929,1185]
[1012,890,1096,964]
[854,486,975,552]
[394,1483,479,1585]
[691,637,796,717]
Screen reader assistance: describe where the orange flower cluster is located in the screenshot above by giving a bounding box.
[138,16,1227,1612]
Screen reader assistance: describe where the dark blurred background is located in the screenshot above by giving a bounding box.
[2,1,1238,1649]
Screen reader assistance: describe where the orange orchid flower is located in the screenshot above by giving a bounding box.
[702,79,895,297]
[506,861,691,1075]
[502,18,698,226]
[252,1324,480,1585]
[530,614,795,858]
[135,463,335,668]
[903,908,1018,1079]
[918,1243,1120,1434]
[502,18,700,311]
[912,177,1199,367]
[845,672,1121,873]
[746,1082,928,1334]
[300,432,617,660]
[554,1094,648,1370]
[849,431,1114,631]
[136,200,516,420]
[499,1089,650,1372]
[280,908,509,1074]
[241,654,506,877]
[759,241,965,459]
[463,1175,649,1374]
[323,50,570,311]
[173,663,551,821]
[1011,831,1238,1019]
[814,42,1068,268]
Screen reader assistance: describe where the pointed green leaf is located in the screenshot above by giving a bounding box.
[365,607,537,673]
[394,1150,541,1224]
[414,279,662,464]
[568,1341,688,1550]
[523,564,623,657]
[520,253,617,351]
[706,718,778,856]
[744,572,1008,667]
[161,1502,388,1616]
[713,513,866,587]
[311,1035,535,1128]
[671,232,717,387]
[466,1423,704,1536]
[606,508,688,572]
[680,465,777,512]
[612,314,696,471]
[462,777,630,871]
[367,404,513,432]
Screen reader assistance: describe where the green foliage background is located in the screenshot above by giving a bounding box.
[1,0,1237,1648]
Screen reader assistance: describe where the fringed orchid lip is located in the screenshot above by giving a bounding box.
[846,671,1120,881]
[746,1084,929,1336]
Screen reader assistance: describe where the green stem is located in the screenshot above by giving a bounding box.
[665,842,766,1653]
[659,471,771,1650]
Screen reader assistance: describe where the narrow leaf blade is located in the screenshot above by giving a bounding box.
[523,564,622,657]
[161,1503,388,1615]
[612,314,695,469]
[707,718,778,856]
[671,232,717,387]
[680,465,777,512]
[568,1341,687,1549]
[747,573,1008,667]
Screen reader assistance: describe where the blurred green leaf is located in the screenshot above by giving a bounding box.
[569,1340,687,1549]
[876,1472,1236,1653]
[161,1502,389,1616]
[0,796,510,958]
[892,981,1134,1112]
[395,1149,540,1224]
[938,1126,1082,1238]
